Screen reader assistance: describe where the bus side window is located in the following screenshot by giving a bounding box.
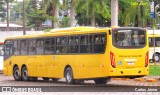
[68,36,79,53]
[21,39,28,55]
[81,36,88,44]
[4,41,13,55]
[36,39,44,54]
[13,40,20,55]
[28,39,36,55]
[80,35,90,53]
[44,38,52,54]
[51,38,55,53]
[93,34,106,53]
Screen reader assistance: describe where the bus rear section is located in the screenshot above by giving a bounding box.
[109,27,149,78]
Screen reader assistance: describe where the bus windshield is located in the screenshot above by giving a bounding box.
[112,28,146,48]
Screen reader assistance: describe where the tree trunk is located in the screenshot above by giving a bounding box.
[111,0,118,26]
[91,11,95,26]
[51,5,59,29]
[70,0,75,27]
[54,5,59,28]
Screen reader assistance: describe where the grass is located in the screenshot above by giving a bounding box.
[149,64,160,76]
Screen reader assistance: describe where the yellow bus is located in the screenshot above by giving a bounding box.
[3,27,149,84]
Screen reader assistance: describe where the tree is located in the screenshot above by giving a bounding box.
[42,0,60,28]
[122,0,152,27]
[26,0,48,30]
[76,0,110,26]
[0,0,6,22]
[70,0,76,27]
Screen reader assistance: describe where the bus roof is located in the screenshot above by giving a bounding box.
[5,27,110,40]
[4,27,146,40]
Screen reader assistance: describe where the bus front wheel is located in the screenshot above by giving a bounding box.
[65,67,75,84]
[13,66,22,81]
[21,66,29,81]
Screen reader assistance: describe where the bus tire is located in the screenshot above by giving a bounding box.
[13,66,22,81]
[21,66,29,81]
[153,54,160,62]
[94,78,107,84]
[65,67,75,84]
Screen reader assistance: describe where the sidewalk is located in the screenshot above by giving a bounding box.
[111,76,160,86]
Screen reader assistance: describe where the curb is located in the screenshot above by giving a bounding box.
[146,79,158,82]
[134,78,145,82]
[112,78,130,81]
[112,78,158,82]
[112,78,121,80]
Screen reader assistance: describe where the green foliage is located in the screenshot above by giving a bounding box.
[26,0,48,29]
[75,0,110,26]
[122,0,152,27]
[149,65,160,76]
[59,16,70,28]
[44,28,52,32]
[8,0,160,29]
[0,0,6,21]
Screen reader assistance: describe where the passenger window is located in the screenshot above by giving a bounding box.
[69,36,79,45]
[5,41,13,55]
[44,38,52,54]
[93,34,106,53]
[57,37,68,45]
[56,37,68,54]
[14,40,21,55]
[68,36,79,53]
[28,39,36,55]
[80,35,90,53]
[80,36,88,44]
[21,39,28,55]
[36,39,44,54]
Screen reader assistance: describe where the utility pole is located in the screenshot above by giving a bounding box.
[111,0,118,26]
[23,0,26,35]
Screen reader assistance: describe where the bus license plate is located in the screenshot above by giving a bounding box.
[127,61,134,65]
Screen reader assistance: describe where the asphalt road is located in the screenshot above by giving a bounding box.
[0,74,160,93]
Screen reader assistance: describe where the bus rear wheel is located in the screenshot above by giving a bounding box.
[13,66,21,81]
[22,66,29,81]
[65,67,75,84]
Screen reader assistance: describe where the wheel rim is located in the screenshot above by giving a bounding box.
[66,70,72,83]
[155,55,159,61]
[22,69,28,80]
[14,69,19,79]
